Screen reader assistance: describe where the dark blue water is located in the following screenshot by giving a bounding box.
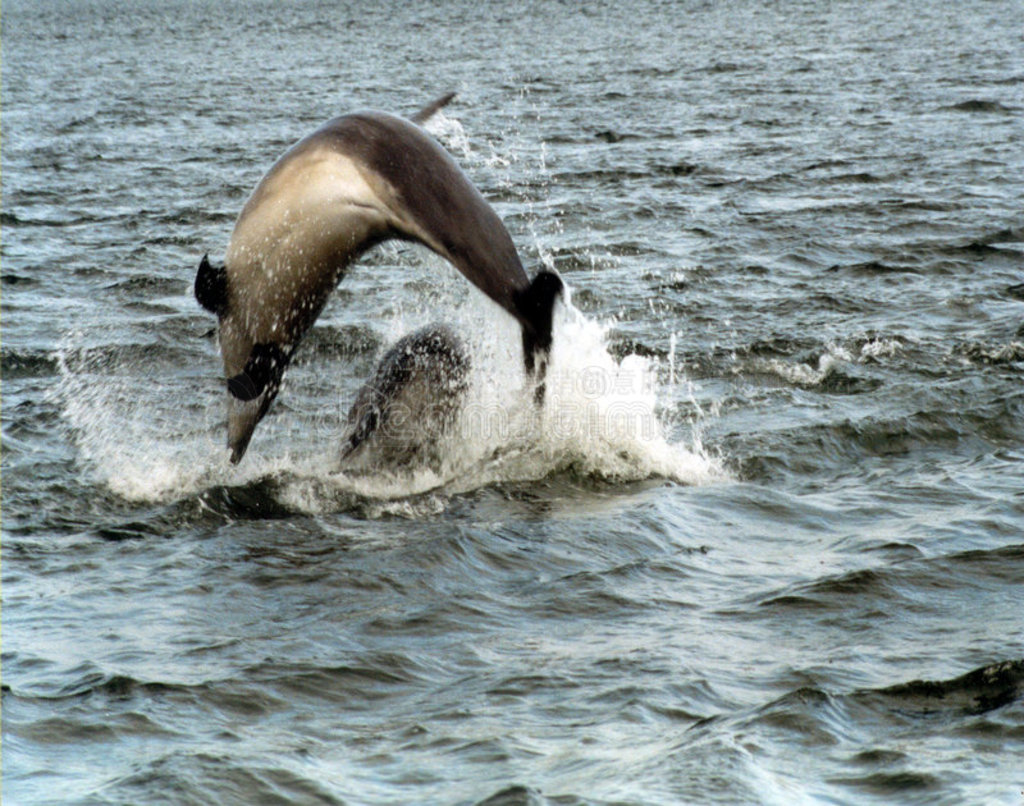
[3,1,1024,803]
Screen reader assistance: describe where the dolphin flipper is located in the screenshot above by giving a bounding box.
[195,254,227,316]
[514,269,564,374]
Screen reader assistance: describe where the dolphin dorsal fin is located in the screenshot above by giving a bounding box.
[411,92,457,125]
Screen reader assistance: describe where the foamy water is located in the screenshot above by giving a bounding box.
[55,283,723,511]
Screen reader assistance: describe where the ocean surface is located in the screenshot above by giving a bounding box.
[3,1,1023,803]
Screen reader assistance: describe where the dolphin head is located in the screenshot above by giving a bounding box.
[195,255,292,463]
[223,341,291,463]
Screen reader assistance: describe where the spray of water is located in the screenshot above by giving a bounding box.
[53,287,724,513]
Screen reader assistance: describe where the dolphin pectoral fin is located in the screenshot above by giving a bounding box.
[195,254,228,316]
[410,92,456,125]
[227,372,263,402]
[514,269,565,377]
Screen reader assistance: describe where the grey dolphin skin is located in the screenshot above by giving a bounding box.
[341,324,470,471]
[195,94,563,463]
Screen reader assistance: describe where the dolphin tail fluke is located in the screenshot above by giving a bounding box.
[411,92,457,125]
[514,270,564,397]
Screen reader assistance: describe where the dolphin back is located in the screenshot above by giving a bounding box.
[319,112,564,375]
[315,112,531,318]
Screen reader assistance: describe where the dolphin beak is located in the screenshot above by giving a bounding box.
[226,394,272,464]
[222,342,290,464]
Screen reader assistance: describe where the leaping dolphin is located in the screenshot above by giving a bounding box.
[195,94,563,462]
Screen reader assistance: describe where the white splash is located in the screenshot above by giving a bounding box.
[858,337,903,360]
[422,110,472,161]
[53,287,724,512]
[745,344,853,388]
[52,333,228,501]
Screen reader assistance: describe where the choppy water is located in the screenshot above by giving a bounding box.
[4,1,1024,803]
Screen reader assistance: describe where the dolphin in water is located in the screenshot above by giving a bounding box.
[196,94,563,462]
[341,323,470,472]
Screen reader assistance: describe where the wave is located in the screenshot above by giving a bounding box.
[955,341,1024,366]
[827,260,920,275]
[2,348,60,379]
[857,659,1024,717]
[55,340,201,375]
[743,543,1024,617]
[752,568,900,613]
[709,659,1024,800]
[105,275,187,297]
[473,786,546,806]
[733,342,885,395]
[1,205,235,233]
[942,99,1016,114]
[1,271,41,287]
